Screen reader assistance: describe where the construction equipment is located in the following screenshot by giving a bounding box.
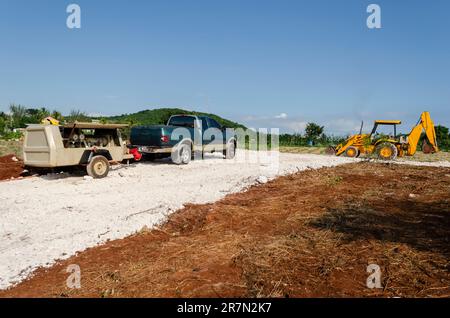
[328,111,439,160]
[23,122,134,178]
[41,116,60,126]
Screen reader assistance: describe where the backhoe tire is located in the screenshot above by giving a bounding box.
[376,143,398,161]
[345,146,360,158]
[172,142,192,165]
[87,155,110,179]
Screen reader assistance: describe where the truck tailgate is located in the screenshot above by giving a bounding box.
[130,126,166,146]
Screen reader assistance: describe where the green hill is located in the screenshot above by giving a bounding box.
[104,108,246,129]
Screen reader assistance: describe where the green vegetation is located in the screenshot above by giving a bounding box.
[278,123,346,148]
[279,146,327,155]
[305,122,324,142]
[104,108,247,140]
[1,103,449,154]
[6,104,63,128]
[104,108,246,129]
[66,109,90,123]
[0,140,22,158]
[0,104,64,140]
[0,105,245,141]
[435,125,450,151]
[279,133,345,148]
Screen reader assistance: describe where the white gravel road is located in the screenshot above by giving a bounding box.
[0,151,359,289]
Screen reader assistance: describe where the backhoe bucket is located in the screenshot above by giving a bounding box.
[422,140,435,154]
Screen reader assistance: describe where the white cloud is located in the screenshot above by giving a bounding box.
[275,113,288,119]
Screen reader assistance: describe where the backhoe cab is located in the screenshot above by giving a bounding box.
[329,111,439,160]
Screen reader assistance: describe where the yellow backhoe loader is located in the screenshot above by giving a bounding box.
[328,111,439,160]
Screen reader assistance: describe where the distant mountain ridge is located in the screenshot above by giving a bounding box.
[104,108,246,129]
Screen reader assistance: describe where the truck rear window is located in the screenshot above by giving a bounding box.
[168,116,196,128]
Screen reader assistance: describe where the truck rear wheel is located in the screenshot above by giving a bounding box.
[376,143,398,161]
[172,143,192,165]
[87,155,110,178]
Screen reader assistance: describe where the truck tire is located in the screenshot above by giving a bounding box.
[172,143,192,165]
[376,142,398,161]
[345,146,360,158]
[87,155,110,178]
[223,140,236,159]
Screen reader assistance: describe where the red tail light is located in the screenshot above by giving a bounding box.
[161,135,169,143]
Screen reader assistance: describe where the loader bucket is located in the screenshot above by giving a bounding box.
[422,140,434,154]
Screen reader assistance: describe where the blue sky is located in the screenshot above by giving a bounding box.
[0,0,449,134]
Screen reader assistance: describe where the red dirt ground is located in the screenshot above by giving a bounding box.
[1,162,449,298]
[0,154,24,181]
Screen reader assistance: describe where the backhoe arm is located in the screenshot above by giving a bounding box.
[407,111,439,155]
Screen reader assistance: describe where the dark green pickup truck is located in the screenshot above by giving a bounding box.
[130,115,237,164]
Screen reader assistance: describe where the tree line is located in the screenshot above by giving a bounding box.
[0,104,91,139]
[1,104,449,150]
[279,123,346,147]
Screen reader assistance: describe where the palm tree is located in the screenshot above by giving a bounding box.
[68,109,89,122]
[37,107,51,119]
[9,104,27,128]
[51,110,63,121]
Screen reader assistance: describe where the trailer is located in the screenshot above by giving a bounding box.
[23,122,134,178]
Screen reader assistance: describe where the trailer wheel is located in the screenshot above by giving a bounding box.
[87,155,110,178]
[376,143,398,161]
